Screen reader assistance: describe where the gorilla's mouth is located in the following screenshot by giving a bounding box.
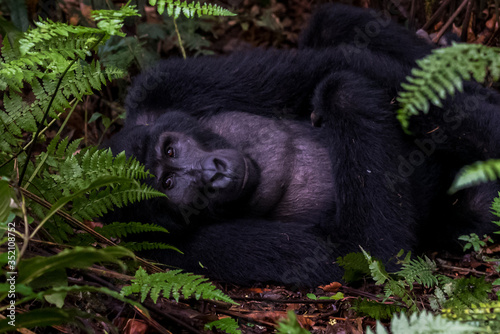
[211,155,251,195]
[202,153,252,199]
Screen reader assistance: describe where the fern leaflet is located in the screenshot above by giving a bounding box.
[366,312,477,334]
[352,299,405,320]
[396,256,438,289]
[0,6,137,157]
[95,222,169,238]
[149,0,235,19]
[361,247,390,285]
[276,311,311,334]
[442,301,500,331]
[449,159,500,193]
[119,241,181,252]
[121,267,236,304]
[337,252,371,283]
[397,43,500,130]
[205,317,242,334]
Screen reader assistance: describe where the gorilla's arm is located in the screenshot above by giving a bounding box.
[125,5,431,122]
[312,71,419,258]
[124,4,436,125]
[409,83,500,162]
[125,48,414,124]
[153,219,342,286]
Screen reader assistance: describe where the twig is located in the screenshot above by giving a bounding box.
[439,264,491,276]
[409,0,417,30]
[340,286,385,301]
[173,18,187,59]
[230,296,342,304]
[422,0,454,31]
[461,0,474,41]
[145,301,204,334]
[432,0,469,44]
[216,309,276,328]
[487,0,500,45]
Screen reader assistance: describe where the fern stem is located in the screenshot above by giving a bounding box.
[17,192,30,264]
[25,102,78,187]
[84,97,89,147]
[18,35,106,187]
[96,113,122,146]
[173,18,186,59]
[22,112,62,151]
[0,107,65,170]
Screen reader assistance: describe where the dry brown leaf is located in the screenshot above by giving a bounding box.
[123,319,149,334]
[319,282,342,293]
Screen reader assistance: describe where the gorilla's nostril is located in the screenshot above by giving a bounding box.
[213,158,227,171]
[210,172,224,182]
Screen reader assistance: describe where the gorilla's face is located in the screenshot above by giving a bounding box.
[151,131,255,209]
[120,111,260,221]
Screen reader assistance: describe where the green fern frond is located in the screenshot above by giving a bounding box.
[429,286,448,311]
[361,248,390,285]
[442,301,500,331]
[20,137,166,242]
[352,299,405,320]
[3,21,107,90]
[71,183,164,220]
[149,0,235,19]
[449,159,500,193]
[205,317,242,334]
[27,144,165,223]
[46,148,149,194]
[396,256,438,289]
[0,7,135,156]
[337,252,371,283]
[366,312,477,334]
[70,223,173,249]
[383,279,408,301]
[119,241,181,252]
[276,311,311,334]
[49,148,165,219]
[92,6,140,37]
[121,267,236,304]
[95,222,169,238]
[443,277,492,309]
[397,43,500,129]
[491,196,500,228]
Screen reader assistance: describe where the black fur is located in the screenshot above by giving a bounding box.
[105,4,500,286]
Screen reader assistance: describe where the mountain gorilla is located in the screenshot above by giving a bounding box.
[106,4,500,286]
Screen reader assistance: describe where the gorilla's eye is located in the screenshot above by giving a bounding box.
[163,175,174,190]
[165,146,175,158]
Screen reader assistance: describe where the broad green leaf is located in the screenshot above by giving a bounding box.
[18,246,134,285]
